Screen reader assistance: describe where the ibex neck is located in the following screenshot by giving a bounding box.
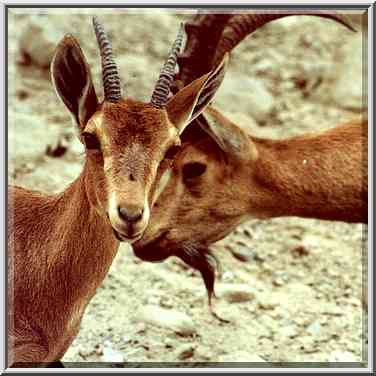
[41,164,119,300]
[250,123,365,223]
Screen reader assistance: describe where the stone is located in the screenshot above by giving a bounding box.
[279,325,298,338]
[216,283,255,303]
[101,346,124,363]
[19,17,62,69]
[257,293,280,310]
[227,241,255,262]
[175,343,196,360]
[306,320,322,335]
[136,305,196,336]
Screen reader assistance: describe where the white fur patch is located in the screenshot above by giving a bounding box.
[152,169,172,205]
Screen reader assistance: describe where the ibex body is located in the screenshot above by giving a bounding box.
[132,11,366,299]
[8,17,227,366]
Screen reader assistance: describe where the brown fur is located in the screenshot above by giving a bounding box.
[8,164,118,365]
[134,108,367,257]
[8,34,228,365]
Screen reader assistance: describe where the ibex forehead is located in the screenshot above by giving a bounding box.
[101,99,178,142]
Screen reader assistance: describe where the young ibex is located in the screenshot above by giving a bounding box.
[8,17,227,366]
[132,12,366,304]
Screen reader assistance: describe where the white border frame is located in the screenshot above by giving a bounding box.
[0,0,373,373]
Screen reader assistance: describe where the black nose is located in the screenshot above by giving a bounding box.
[118,205,144,223]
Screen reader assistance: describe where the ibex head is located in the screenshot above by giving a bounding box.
[132,107,254,255]
[51,17,228,242]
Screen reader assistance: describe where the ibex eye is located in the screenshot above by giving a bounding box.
[82,132,100,150]
[164,145,181,160]
[182,162,207,180]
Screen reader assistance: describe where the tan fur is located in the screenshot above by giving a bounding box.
[8,167,118,365]
[8,48,227,365]
[134,108,367,257]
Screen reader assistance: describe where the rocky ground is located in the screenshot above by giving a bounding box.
[8,8,368,367]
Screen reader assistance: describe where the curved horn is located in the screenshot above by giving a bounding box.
[92,16,122,102]
[150,23,185,109]
[175,12,234,89]
[213,11,356,67]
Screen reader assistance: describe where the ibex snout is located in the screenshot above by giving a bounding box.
[118,205,144,224]
[108,194,149,243]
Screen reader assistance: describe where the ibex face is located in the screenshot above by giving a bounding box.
[82,100,180,241]
[51,18,228,242]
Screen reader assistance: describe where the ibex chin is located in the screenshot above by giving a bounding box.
[8,17,227,366]
[132,12,366,305]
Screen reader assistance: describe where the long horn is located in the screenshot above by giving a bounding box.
[92,16,122,102]
[150,23,185,109]
[175,12,234,89]
[213,11,356,67]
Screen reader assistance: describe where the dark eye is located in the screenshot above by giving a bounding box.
[82,132,100,150]
[164,145,181,160]
[182,162,207,180]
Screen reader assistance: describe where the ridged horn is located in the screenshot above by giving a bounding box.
[150,23,185,109]
[92,16,122,102]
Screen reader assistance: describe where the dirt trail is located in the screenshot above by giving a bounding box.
[8,9,367,365]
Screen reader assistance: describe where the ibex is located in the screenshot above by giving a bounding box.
[132,12,366,306]
[8,16,228,367]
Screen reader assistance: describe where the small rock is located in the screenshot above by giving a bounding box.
[328,350,358,363]
[306,320,322,335]
[257,293,280,310]
[78,346,92,359]
[218,351,266,363]
[272,271,289,286]
[164,338,174,348]
[46,138,69,158]
[291,245,310,256]
[279,325,298,338]
[216,283,255,303]
[221,271,235,282]
[135,322,147,334]
[227,241,255,262]
[242,228,254,238]
[258,314,279,333]
[137,305,196,336]
[101,347,124,363]
[175,343,195,360]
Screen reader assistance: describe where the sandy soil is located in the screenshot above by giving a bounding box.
[8,8,367,367]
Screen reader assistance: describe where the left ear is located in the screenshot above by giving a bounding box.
[165,54,229,135]
[197,106,258,162]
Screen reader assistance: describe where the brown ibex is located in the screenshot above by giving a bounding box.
[8,16,228,366]
[132,12,366,306]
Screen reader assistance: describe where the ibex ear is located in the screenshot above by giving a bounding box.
[198,107,258,161]
[166,54,229,134]
[51,35,99,130]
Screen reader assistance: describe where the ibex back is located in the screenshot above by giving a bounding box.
[8,16,227,366]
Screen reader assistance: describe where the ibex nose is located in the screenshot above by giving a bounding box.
[118,205,144,223]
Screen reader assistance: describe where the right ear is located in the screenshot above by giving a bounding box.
[51,35,99,130]
[165,54,229,135]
